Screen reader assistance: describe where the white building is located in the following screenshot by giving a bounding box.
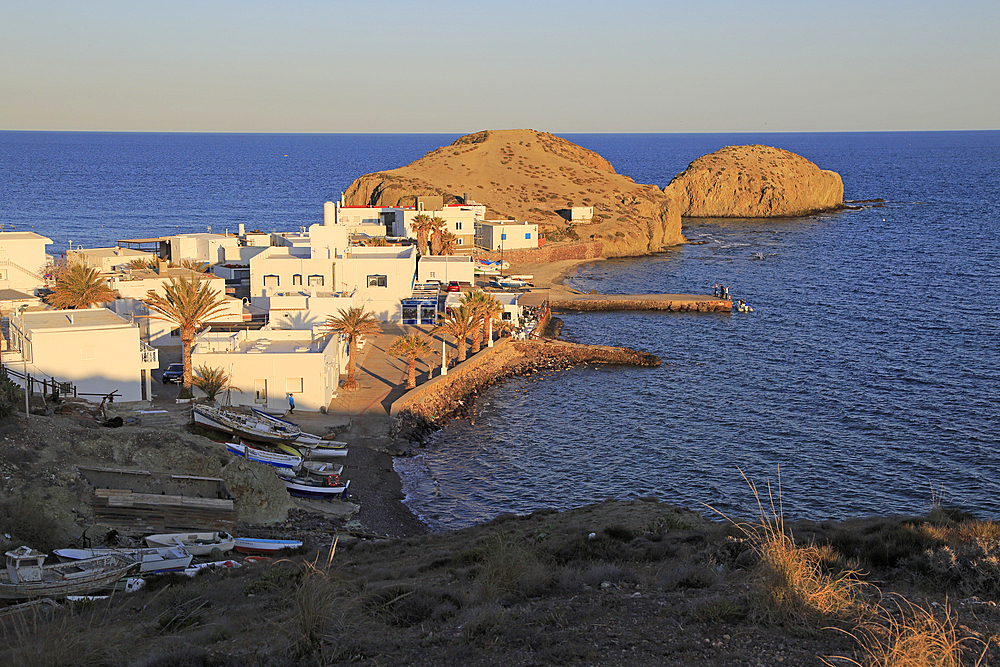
[475,220,540,252]
[337,246,418,322]
[0,232,52,294]
[336,201,484,250]
[6,308,158,403]
[167,233,241,266]
[67,246,157,273]
[190,326,342,413]
[106,267,245,348]
[417,255,474,285]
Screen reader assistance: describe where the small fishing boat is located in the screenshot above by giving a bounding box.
[233,538,303,555]
[1,547,138,600]
[250,408,347,449]
[53,546,192,574]
[275,464,350,499]
[192,404,301,444]
[277,441,347,460]
[226,440,302,469]
[144,532,236,556]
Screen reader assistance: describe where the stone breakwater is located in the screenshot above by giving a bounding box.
[389,338,659,444]
[550,294,732,313]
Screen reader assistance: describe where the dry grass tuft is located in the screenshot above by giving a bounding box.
[710,469,866,627]
[824,597,986,667]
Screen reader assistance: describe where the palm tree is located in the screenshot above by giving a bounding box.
[142,275,229,389]
[433,304,475,364]
[438,230,458,256]
[428,217,446,255]
[324,306,383,391]
[462,290,497,354]
[176,258,211,273]
[476,292,504,348]
[410,214,433,255]
[388,333,433,390]
[47,263,118,309]
[191,364,239,402]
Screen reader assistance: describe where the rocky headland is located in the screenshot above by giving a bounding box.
[342,130,845,264]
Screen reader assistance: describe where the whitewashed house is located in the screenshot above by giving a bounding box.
[190,325,342,413]
[475,220,540,251]
[67,246,157,273]
[6,308,158,403]
[335,201,483,250]
[0,232,52,294]
[167,233,241,266]
[417,255,474,285]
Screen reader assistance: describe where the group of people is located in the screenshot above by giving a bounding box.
[713,284,731,299]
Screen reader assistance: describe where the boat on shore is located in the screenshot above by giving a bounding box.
[53,546,192,574]
[144,532,236,556]
[249,408,347,449]
[1,547,138,600]
[233,538,303,555]
[192,405,301,444]
[277,442,347,460]
[226,440,302,469]
[275,464,350,499]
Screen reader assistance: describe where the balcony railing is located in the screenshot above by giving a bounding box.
[140,341,159,367]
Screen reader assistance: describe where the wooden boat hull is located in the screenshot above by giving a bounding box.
[144,532,236,556]
[0,553,138,600]
[233,538,303,555]
[226,441,302,469]
[193,405,300,444]
[279,477,350,499]
[53,547,192,574]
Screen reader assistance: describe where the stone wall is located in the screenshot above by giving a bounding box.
[477,240,604,266]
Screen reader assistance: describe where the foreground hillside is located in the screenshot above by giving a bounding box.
[4,495,999,666]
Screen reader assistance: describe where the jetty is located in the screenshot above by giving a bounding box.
[536,290,732,313]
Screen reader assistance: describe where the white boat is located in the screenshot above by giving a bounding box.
[250,408,348,449]
[275,464,350,499]
[144,532,236,556]
[489,276,531,289]
[277,442,347,460]
[233,538,303,555]
[192,404,301,444]
[226,440,302,469]
[53,546,192,574]
[1,547,138,600]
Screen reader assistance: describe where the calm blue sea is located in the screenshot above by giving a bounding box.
[2,130,998,528]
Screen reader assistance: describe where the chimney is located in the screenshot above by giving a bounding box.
[324,201,336,226]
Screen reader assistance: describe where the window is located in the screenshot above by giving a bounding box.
[285,378,303,393]
[170,328,180,338]
[263,275,279,287]
[292,274,303,285]
[367,274,387,288]
[254,379,267,403]
[525,232,532,240]
[428,271,436,279]
[81,346,96,360]
[455,222,462,231]
[308,274,324,287]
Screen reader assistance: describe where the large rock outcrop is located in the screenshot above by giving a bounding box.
[342,129,684,257]
[664,145,843,217]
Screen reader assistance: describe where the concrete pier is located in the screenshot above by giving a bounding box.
[549,293,732,313]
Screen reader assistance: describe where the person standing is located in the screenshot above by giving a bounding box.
[287,393,295,415]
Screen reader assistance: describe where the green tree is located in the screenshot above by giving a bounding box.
[438,230,459,256]
[388,333,433,390]
[433,304,475,364]
[142,275,229,389]
[325,306,383,391]
[191,364,239,402]
[428,217,446,255]
[47,263,118,309]
[462,290,501,354]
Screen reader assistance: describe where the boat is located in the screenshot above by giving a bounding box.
[277,441,347,460]
[144,532,236,556]
[736,299,754,313]
[0,547,138,600]
[275,465,350,499]
[192,404,301,444]
[489,276,531,290]
[233,538,303,555]
[226,440,302,469]
[53,546,192,574]
[250,408,348,449]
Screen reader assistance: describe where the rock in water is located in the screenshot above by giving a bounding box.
[664,145,844,217]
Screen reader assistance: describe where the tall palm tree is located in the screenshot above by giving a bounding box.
[324,306,383,391]
[142,275,229,389]
[433,304,475,364]
[388,333,433,390]
[476,292,504,348]
[461,290,497,354]
[428,217,446,255]
[438,230,459,256]
[410,214,433,255]
[47,263,118,309]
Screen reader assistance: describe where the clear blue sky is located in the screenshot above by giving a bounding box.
[3,0,998,132]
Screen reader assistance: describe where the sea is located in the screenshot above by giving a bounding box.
[2,130,998,529]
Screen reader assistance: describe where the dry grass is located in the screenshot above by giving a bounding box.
[710,469,866,627]
[824,597,987,667]
[1,604,131,667]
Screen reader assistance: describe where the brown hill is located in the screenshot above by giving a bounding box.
[664,145,844,217]
[342,129,685,257]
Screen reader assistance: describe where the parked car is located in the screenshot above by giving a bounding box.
[161,363,184,384]
[447,281,461,292]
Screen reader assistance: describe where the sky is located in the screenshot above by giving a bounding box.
[2,0,998,133]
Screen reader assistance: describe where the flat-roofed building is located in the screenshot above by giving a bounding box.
[0,231,52,294]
